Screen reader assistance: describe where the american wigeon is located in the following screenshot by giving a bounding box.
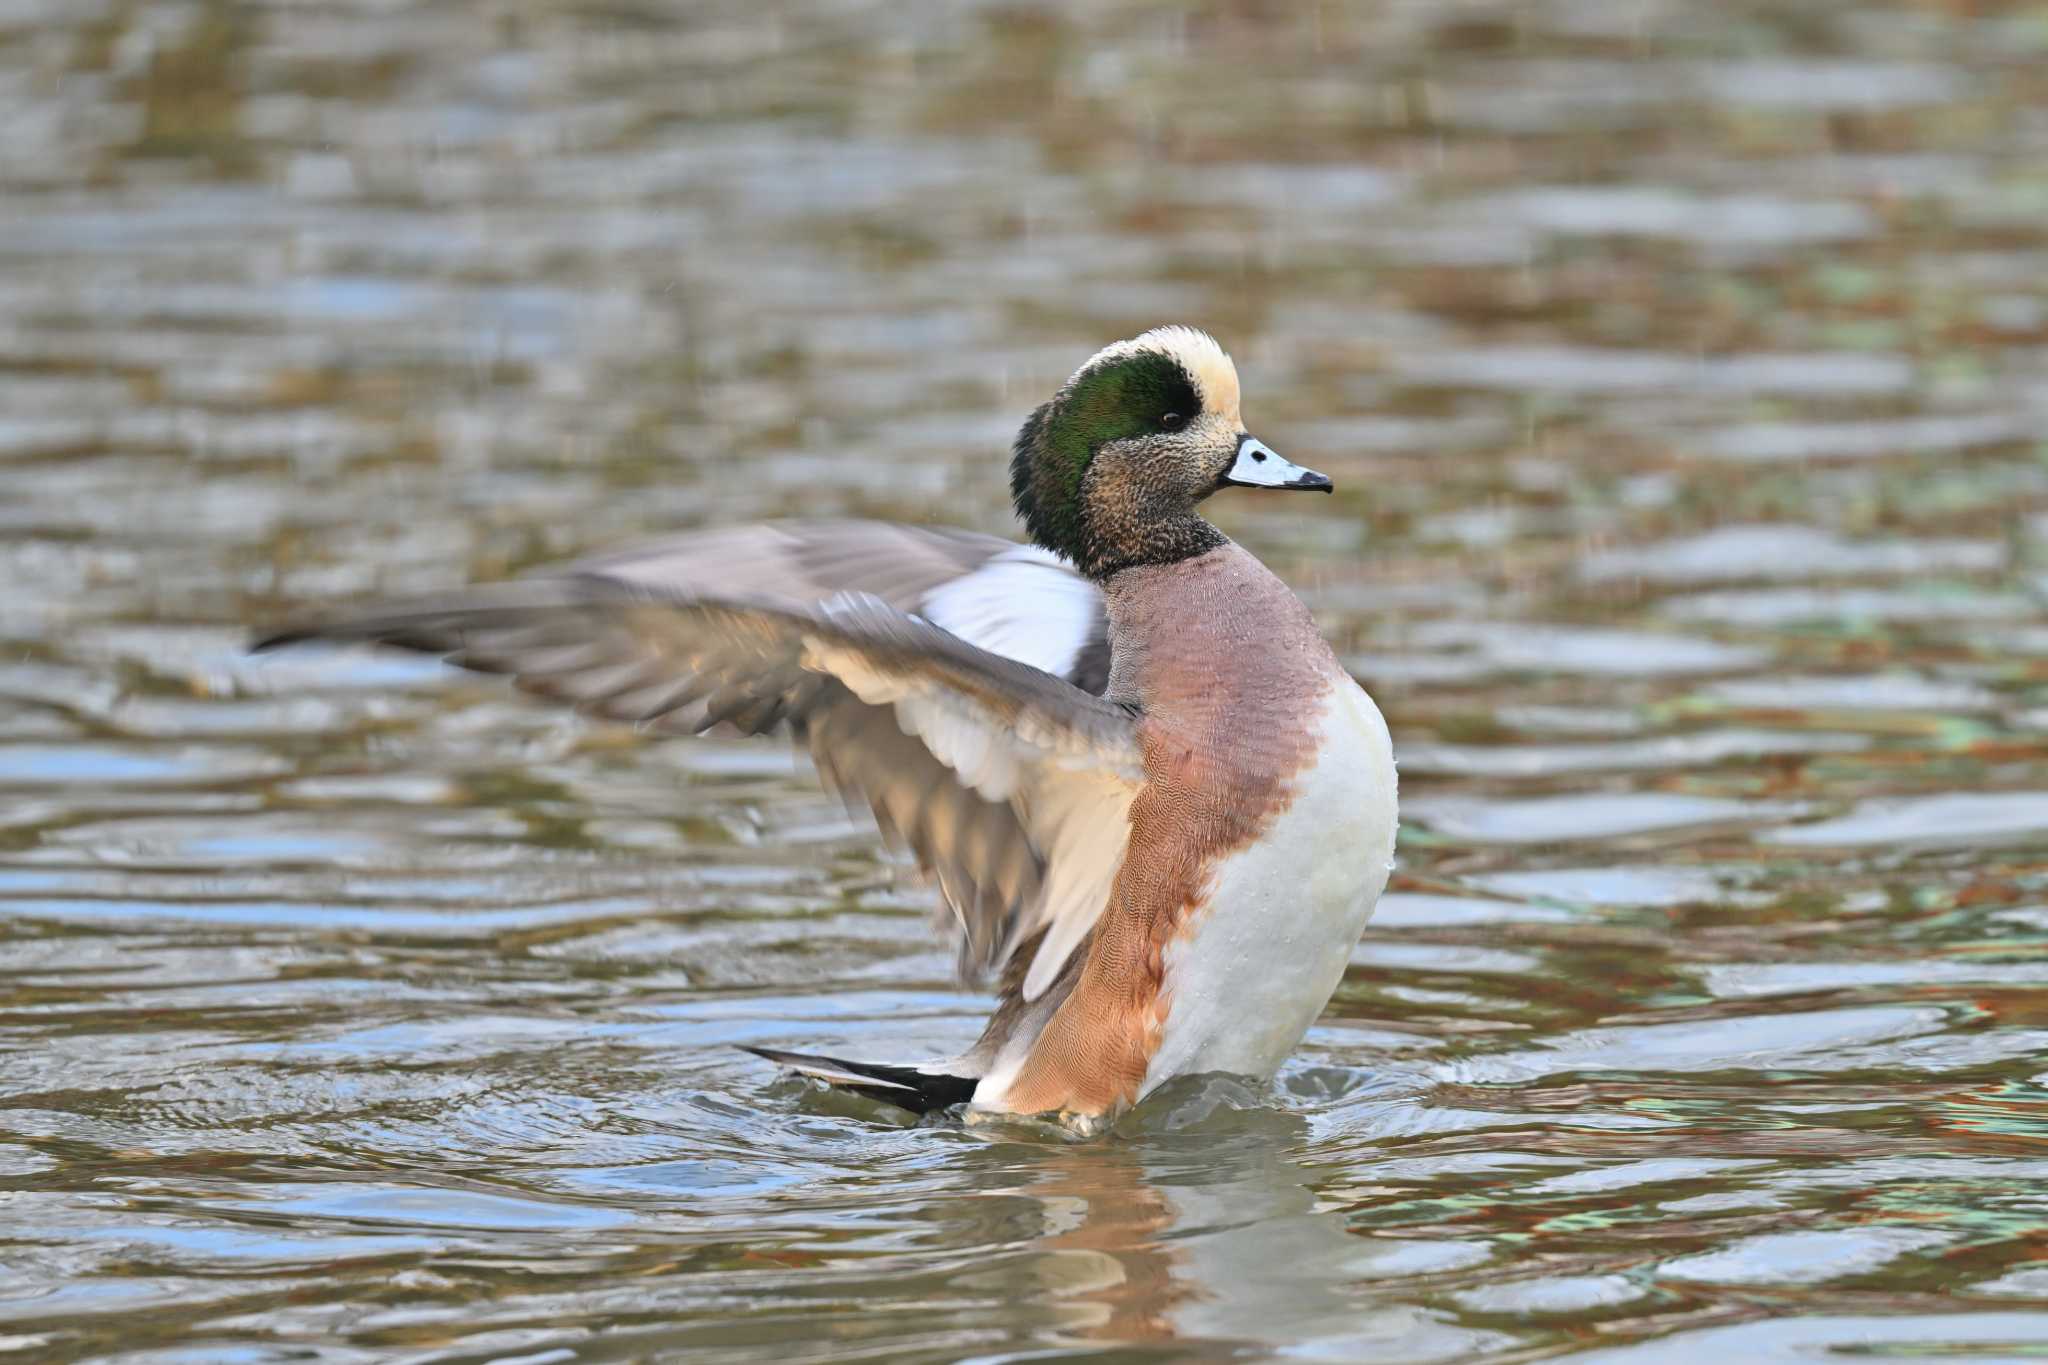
[257,327,1398,1130]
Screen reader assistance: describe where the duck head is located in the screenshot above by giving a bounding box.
[1010,326,1329,578]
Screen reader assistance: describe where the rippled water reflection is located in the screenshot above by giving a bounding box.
[4,1,2048,1360]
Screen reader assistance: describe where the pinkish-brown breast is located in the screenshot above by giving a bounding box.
[998,543,1341,1117]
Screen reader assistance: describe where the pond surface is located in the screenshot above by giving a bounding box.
[4,1,2048,1360]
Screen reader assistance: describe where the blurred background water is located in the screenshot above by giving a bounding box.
[3,0,2048,1360]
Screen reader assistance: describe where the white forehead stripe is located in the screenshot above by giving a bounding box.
[1067,326,1242,425]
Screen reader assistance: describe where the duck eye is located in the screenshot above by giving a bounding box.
[1159,412,1186,432]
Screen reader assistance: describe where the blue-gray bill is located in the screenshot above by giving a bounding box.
[1221,436,1332,492]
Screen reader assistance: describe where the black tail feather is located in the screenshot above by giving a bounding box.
[740,1046,978,1116]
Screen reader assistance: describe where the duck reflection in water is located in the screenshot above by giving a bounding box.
[960,1078,1500,1359]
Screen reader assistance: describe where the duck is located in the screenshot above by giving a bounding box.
[255,326,1398,1131]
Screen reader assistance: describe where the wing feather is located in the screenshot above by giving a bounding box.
[255,546,1138,991]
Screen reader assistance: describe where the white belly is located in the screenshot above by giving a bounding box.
[1139,679,1398,1097]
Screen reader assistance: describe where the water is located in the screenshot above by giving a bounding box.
[3,1,2047,1360]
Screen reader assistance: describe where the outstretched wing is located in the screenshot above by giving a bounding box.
[255,540,1136,998]
[571,520,1113,694]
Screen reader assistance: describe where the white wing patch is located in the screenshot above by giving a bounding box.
[920,546,1101,678]
[911,548,1130,994]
